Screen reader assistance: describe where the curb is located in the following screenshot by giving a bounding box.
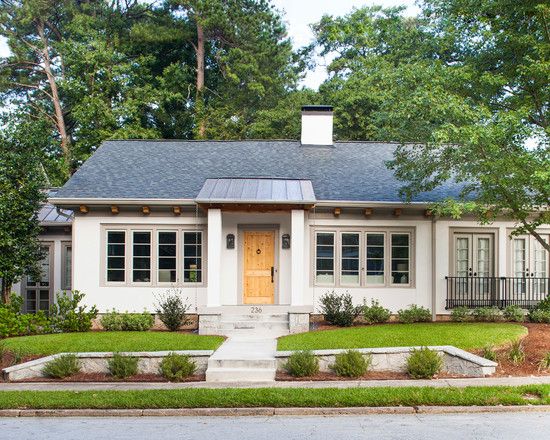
[1,405,550,417]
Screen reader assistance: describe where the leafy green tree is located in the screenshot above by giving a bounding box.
[0,116,46,303]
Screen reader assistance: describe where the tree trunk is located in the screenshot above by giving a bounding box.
[36,20,72,174]
[195,20,206,138]
[1,278,12,304]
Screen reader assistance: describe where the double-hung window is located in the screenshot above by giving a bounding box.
[341,233,360,285]
[366,232,385,285]
[183,231,202,283]
[107,231,126,282]
[391,233,410,285]
[315,232,335,284]
[158,231,177,283]
[132,231,151,283]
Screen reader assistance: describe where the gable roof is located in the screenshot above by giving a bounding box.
[52,140,463,204]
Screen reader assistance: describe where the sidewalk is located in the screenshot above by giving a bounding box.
[2,375,550,391]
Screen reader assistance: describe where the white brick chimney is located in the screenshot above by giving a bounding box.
[300,105,334,146]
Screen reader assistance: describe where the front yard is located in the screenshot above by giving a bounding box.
[1,331,224,357]
[277,323,527,351]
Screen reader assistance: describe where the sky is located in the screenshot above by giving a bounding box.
[0,0,419,89]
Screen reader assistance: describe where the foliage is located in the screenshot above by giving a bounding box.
[330,350,372,378]
[528,309,550,324]
[538,353,550,372]
[508,340,525,365]
[471,307,502,322]
[406,347,442,379]
[534,296,550,312]
[397,305,432,323]
[49,291,98,333]
[318,291,362,327]
[283,350,319,378]
[154,289,191,332]
[0,294,50,338]
[0,122,46,302]
[503,306,525,323]
[100,310,154,332]
[362,300,391,324]
[42,354,80,378]
[450,307,470,322]
[481,345,497,362]
[159,353,196,381]
[108,353,139,379]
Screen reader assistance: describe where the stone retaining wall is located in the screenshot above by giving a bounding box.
[2,351,213,381]
[275,346,497,377]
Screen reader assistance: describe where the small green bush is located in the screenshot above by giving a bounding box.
[159,353,196,381]
[319,291,362,327]
[508,340,525,365]
[397,305,432,324]
[284,350,319,377]
[528,309,550,323]
[503,305,524,322]
[538,352,550,371]
[330,350,372,378]
[362,300,391,324]
[100,310,154,331]
[450,306,470,322]
[155,289,191,332]
[0,294,51,338]
[43,354,80,378]
[534,296,550,312]
[108,353,139,379]
[406,347,442,379]
[49,291,98,332]
[482,344,497,362]
[472,307,502,322]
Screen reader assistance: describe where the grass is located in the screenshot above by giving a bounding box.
[278,323,527,351]
[0,332,224,356]
[0,386,548,409]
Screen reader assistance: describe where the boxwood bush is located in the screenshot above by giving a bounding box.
[406,347,442,379]
[397,305,432,323]
[319,291,362,327]
[108,353,139,379]
[330,350,372,378]
[284,350,319,377]
[100,310,154,331]
[159,353,196,381]
[43,354,81,378]
[362,300,391,324]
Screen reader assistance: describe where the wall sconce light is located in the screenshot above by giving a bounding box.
[226,233,235,249]
[282,233,291,249]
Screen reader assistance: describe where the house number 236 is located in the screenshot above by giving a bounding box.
[250,306,263,314]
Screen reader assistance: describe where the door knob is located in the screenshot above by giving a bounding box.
[271,267,274,283]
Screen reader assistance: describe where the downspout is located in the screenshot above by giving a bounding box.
[431,216,437,321]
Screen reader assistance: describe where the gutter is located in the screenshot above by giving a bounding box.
[49,197,197,207]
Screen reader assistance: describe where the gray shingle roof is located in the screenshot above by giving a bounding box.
[53,140,463,203]
[196,178,316,204]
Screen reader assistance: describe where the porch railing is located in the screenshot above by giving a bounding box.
[445,276,550,309]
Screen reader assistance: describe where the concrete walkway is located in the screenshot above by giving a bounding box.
[2,375,550,391]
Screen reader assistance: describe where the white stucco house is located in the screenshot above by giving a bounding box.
[37,105,549,334]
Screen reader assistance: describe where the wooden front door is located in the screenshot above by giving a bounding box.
[243,231,275,304]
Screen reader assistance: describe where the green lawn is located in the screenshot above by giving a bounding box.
[277,323,527,351]
[0,386,548,409]
[1,332,224,356]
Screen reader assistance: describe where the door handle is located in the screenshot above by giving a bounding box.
[271,267,274,283]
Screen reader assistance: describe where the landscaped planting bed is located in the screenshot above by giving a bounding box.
[277,323,527,351]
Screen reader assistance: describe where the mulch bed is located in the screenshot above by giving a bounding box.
[10,373,205,383]
[275,370,474,381]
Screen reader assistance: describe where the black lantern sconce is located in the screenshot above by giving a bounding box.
[226,233,235,249]
[281,233,291,249]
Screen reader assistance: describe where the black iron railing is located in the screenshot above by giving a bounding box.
[445,276,550,309]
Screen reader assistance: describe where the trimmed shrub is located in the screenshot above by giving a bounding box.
[159,353,196,381]
[397,305,432,324]
[108,353,139,379]
[508,339,525,365]
[503,305,525,322]
[406,347,442,379]
[450,306,470,322]
[482,344,497,362]
[284,350,319,377]
[538,352,550,371]
[472,307,502,322]
[528,309,550,323]
[319,291,362,327]
[534,296,550,312]
[362,300,391,324]
[100,310,154,331]
[155,289,191,331]
[330,350,372,378]
[0,294,51,338]
[43,354,80,378]
[49,291,98,332]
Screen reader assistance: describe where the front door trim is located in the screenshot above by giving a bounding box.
[237,224,279,305]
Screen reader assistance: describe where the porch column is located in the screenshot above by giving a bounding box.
[206,208,222,307]
[290,209,305,306]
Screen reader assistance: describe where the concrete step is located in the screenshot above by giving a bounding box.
[205,367,276,382]
[219,313,289,322]
[218,321,289,331]
[208,358,276,369]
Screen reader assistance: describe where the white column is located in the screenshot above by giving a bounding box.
[291,209,305,306]
[207,209,222,307]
